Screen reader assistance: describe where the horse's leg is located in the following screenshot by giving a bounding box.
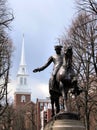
[64,91,68,112]
[62,98,64,109]
[62,89,68,112]
[49,78,55,117]
[59,82,65,110]
[51,96,55,117]
[55,97,60,114]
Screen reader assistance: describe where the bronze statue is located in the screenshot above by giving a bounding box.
[33,45,63,116]
[33,45,82,117]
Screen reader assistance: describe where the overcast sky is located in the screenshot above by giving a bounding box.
[8,0,76,102]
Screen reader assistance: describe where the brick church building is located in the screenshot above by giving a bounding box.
[14,34,31,108]
[13,35,52,130]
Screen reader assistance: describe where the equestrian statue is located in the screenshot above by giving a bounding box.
[33,45,82,117]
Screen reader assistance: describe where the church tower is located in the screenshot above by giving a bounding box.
[14,35,31,108]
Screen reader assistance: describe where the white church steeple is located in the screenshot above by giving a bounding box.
[15,34,31,93]
[17,34,27,76]
[20,34,26,66]
[14,34,31,108]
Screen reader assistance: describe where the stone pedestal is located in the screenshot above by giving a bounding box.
[44,112,85,130]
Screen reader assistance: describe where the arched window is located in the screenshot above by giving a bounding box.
[21,95,26,102]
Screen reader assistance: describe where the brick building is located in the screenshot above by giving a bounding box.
[14,34,31,108]
[36,98,52,130]
[40,106,52,130]
[13,35,36,130]
[13,35,52,130]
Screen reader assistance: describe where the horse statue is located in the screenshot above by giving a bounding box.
[49,46,82,116]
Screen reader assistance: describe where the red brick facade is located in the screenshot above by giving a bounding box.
[36,98,52,130]
[14,92,31,108]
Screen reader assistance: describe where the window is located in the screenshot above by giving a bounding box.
[40,103,43,110]
[45,103,47,108]
[24,78,26,85]
[20,77,23,85]
[21,95,26,102]
[22,68,25,73]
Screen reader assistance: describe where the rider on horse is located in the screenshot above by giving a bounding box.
[33,45,82,116]
[33,45,63,116]
[33,45,63,92]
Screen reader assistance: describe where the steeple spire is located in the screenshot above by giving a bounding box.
[20,34,26,66]
[17,34,27,75]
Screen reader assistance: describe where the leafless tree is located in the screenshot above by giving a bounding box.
[0,104,15,130]
[0,34,13,116]
[0,0,14,30]
[25,103,37,130]
[60,12,97,130]
[75,0,97,15]
[0,0,14,116]
[12,107,26,130]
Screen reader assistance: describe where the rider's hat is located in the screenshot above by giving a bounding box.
[54,45,63,50]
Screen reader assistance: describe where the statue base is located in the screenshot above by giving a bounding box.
[44,112,85,130]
